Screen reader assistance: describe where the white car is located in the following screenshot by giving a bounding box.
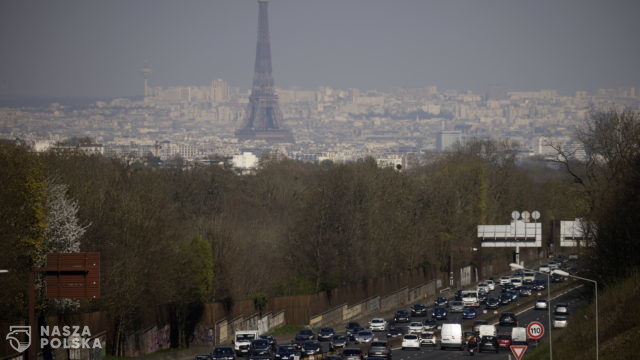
[401,334,420,350]
[420,331,437,346]
[369,318,387,331]
[553,315,568,328]
[511,278,523,289]
[500,276,512,285]
[548,261,559,270]
[539,265,550,273]
[408,322,424,334]
[485,280,496,291]
[477,282,489,293]
[535,299,548,310]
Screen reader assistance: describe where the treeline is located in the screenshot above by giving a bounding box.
[6,110,640,351]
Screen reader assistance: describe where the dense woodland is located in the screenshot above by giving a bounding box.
[1,110,638,351]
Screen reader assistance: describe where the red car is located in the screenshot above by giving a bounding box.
[497,334,512,349]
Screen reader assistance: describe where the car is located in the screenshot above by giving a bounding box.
[499,276,512,285]
[434,296,449,307]
[301,340,321,357]
[354,330,374,344]
[212,347,236,360]
[477,282,489,294]
[432,306,448,320]
[411,304,428,317]
[479,336,499,353]
[449,301,465,313]
[298,329,315,341]
[519,286,532,297]
[408,322,424,334]
[369,318,387,332]
[551,273,565,283]
[454,289,463,301]
[420,331,437,346]
[499,312,518,327]
[461,290,480,307]
[259,334,276,349]
[535,299,548,310]
[249,339,271,356]
[318,327,335,341]
[330,334,348,351]
[422,319,437,330]
[275,345,299,360]
[194,355,213,360]
[555,303,569,315]
[462,307,477,319]
[440,323,463,350]
[367,340,391,358]
[532,279,546,291]
[472,320,488,333]
[486,297,500,309]
[393,310,410,323]
[507,290,520,302]
[523,271,536,284]
[348,327,365,341]
[499,293,512,305]
[341,348,364,360]
[548,261,559,270]
[511,327,527,345]
[485,279,496,291]
[292,335,307,350]
[477,324,497,338]
[539,265,550,273]
[510,278,523,289]
[401,334,420,350]
[324,356,341,360]
[478,292,488,305]
[554,315,568,328]
[385,326,403,338]
[568,253,579,260]
[497,334,512,349]
[346,322,361,337]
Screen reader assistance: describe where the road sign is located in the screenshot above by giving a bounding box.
[510,345,528,360]
[527,321,544,340]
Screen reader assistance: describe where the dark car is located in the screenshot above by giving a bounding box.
[486,297,500,309]
[411,304,428,317]
[212,346,236,360]
[341,348,364,360]
[194,355,213,360]
[532,280,546,291]
[348,327,365,341]
[501,283,514,292]
[507,290,520,302]
[499,312,518,327]
[519,286,532,297]
[292,335,308,350]
[249,339,271,357]
[324,356,342,360]
[386,326,404,338]
[298,329,315,341]
[497,334,512,349]
[260,334,277,349]
[478,292,488,305]
[330,334,348,351]
[394,310,410,323]
[455,289,463,301]
[346,322,361,337]
[318,327,335,341]
[434,297,449,307]
[479,336,499,353]
[301,340,322,357]
[367,340,391,359]
[432,306,448,320]
[499,293,512,305]
[551,273,565,283]
[275,345,300,360]
[462,307,477,319]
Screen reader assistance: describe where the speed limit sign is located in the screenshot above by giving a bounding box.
[527,321,545,340]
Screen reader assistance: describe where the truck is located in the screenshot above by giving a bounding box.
[477,324,497,338]
[440,323,463,350]
[233,330,260,356]
[511,327,527,345]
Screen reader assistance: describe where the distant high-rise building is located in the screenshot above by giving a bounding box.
[212,79,229,103]
[142,62,152,98]
[436,130,462,152]
[235,0,294,143]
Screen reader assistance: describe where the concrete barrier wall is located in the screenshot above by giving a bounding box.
[365,296,380,313]
[380,287,408,311]
[272,311,285,329]
[343,303,363,321]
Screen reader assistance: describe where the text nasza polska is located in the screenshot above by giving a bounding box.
[40,326,102,349]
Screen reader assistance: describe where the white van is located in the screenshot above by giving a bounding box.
[478,324,497,338]
[460,290,479,307]
[440,323,463,350]
[511,327,527,345]
[234,330,259,356]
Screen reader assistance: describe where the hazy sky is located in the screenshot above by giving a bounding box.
[1,0,639,98]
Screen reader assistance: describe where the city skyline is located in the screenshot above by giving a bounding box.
[1,0,639,98]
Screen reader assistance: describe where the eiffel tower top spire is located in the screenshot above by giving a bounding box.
[236,0,294,143]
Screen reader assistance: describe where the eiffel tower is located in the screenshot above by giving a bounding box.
[236,0,294,143]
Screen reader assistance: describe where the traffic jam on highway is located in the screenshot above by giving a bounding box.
[196,256,583,360]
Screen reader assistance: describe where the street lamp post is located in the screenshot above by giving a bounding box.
[510,263,552,360]
[552,269,598,360]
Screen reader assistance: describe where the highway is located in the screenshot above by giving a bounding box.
[305,272,591,360]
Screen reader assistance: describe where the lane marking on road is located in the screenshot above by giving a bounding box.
[490,285,584,325]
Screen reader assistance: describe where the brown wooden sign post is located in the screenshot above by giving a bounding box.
[27,253,100,360]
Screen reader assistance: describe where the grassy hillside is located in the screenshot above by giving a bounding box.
[527,272,640,360]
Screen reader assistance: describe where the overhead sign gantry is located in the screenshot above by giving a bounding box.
[478,210,542,264]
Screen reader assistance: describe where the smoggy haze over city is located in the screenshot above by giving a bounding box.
[1,0,639,99]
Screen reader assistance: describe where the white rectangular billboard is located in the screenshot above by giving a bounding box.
[478,220,541,247]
